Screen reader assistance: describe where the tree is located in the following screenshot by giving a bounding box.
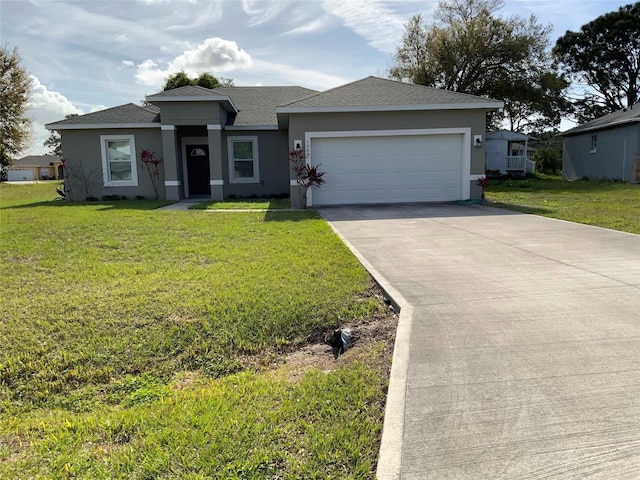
[44,113,79,156]
[162,71,234,91]
[554,2,640,121]
[390,0,569,132]
[0,44,33,160]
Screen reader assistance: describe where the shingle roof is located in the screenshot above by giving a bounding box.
[13,155,61,167]
[46,104,160,128]
[146,85,225,99]
[562,103,640,136]
[215,86,318,126]
[278,76,502,110]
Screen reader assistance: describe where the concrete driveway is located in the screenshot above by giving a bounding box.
[319,204,640,480]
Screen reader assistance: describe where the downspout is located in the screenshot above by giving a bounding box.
[622,133,627,181]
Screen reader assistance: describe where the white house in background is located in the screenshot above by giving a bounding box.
[485,130,536,175]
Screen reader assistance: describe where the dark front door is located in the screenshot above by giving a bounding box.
[186,144,210,196]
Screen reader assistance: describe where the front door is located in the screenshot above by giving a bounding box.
[186,144,210,196]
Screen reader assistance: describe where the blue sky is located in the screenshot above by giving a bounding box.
[0,0,629,156]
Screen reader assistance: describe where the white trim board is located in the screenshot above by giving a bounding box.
[304,128,472,207]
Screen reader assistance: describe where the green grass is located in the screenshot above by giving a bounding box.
[192,198,291,210]
[486,175,640,234]
[0,183,388,479]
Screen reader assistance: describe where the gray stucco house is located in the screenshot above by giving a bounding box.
[46,76,502,207]
[563,103,640,183]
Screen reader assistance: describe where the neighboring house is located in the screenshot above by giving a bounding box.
[562,103,640,182]
[7,155,62,181]
[45,76,503,207]
[485,130,535,175]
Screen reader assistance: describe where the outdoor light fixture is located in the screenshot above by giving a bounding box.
[474,135,483,147]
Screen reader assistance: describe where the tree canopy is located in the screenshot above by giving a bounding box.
[0,44,33,160]
[161,71,233,91]
[554,2,640,122]
[390,0,569,132]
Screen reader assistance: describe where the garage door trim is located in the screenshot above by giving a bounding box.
[304,128,471,207]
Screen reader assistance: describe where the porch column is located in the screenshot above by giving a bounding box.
[161,125,180,201]
[207,124,224,200]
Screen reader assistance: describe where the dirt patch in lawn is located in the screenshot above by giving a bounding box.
[240,284,399,381]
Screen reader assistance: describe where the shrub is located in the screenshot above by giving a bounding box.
[532,147,562,175]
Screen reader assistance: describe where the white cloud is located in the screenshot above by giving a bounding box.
[29,76,82,117]
[283,17,332,35]
[121,60,135,68]
[115,34,128,44]
[321,0,407,53]
[135,37,253,87]
[241,0,292,26]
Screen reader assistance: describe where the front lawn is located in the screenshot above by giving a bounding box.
[0,183,392,479]
[486,175,640,234]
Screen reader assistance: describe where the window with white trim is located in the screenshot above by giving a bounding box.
[590,134,597,153]
[100,135,139,186]
[227,136,259,183]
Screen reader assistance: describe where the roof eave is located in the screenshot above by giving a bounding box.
[146,95,238,113]
[275,102,503,114]
[45,123,161,130]
[562,118,640,136]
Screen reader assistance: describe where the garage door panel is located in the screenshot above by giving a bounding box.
[311,134,464,205]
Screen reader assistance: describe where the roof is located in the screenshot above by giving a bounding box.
[12,155,61,167]
[486,130,532,141]
[215,86,317,126]
[563,103,640,136]
[46,104,160,130]
[277,76,503,113]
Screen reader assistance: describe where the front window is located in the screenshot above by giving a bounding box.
[227,136,259,183]
[100,135,138,186]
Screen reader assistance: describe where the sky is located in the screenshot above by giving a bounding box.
[0,0,630,156]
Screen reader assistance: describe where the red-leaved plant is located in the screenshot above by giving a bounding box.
[476,176,489,201]
[289,148,325,208]
[140,149,162,199]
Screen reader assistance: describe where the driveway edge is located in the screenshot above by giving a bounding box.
[320,214,412,480]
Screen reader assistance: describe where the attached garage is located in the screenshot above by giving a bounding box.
[278,77,503,208]
[8,168,35,181]
[308,130,468,205]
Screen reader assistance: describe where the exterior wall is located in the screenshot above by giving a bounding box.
[485,138,507,172]
[287,110,489,206]
[155,102,224,126]
[563,125,640,182]
[221,130,289,198]
[60,128,164,200]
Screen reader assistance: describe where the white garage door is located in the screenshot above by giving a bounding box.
[8,168,35,181]
[309,134,464,205]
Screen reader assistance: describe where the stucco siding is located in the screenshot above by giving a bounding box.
[563,125,640,181]
[60,128,164,200]
[287,110,488,177]
[155,102,223,126]
[221,130,289,198]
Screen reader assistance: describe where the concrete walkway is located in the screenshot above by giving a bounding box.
[319,204,640,479]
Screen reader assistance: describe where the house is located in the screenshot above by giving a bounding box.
[485,130,535,175]
[45,76,503,206]
[562,103,640,182]
[7,155,62,181]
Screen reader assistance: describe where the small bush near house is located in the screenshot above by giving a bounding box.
[532,147,562,174]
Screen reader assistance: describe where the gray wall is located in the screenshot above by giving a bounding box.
[61,128,164,200]
[153,102,224,126]
[563,125,640,181]
[221,130,289,198]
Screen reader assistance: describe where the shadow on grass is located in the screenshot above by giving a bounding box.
[1,199,172,211]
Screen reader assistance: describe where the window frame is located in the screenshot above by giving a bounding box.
[100,135,139,187]
[590,134,597,154]
[227,136,260,184]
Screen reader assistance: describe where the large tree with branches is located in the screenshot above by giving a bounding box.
[390,0,569,132]
[554,2,640,122]
[0,44,32,160]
